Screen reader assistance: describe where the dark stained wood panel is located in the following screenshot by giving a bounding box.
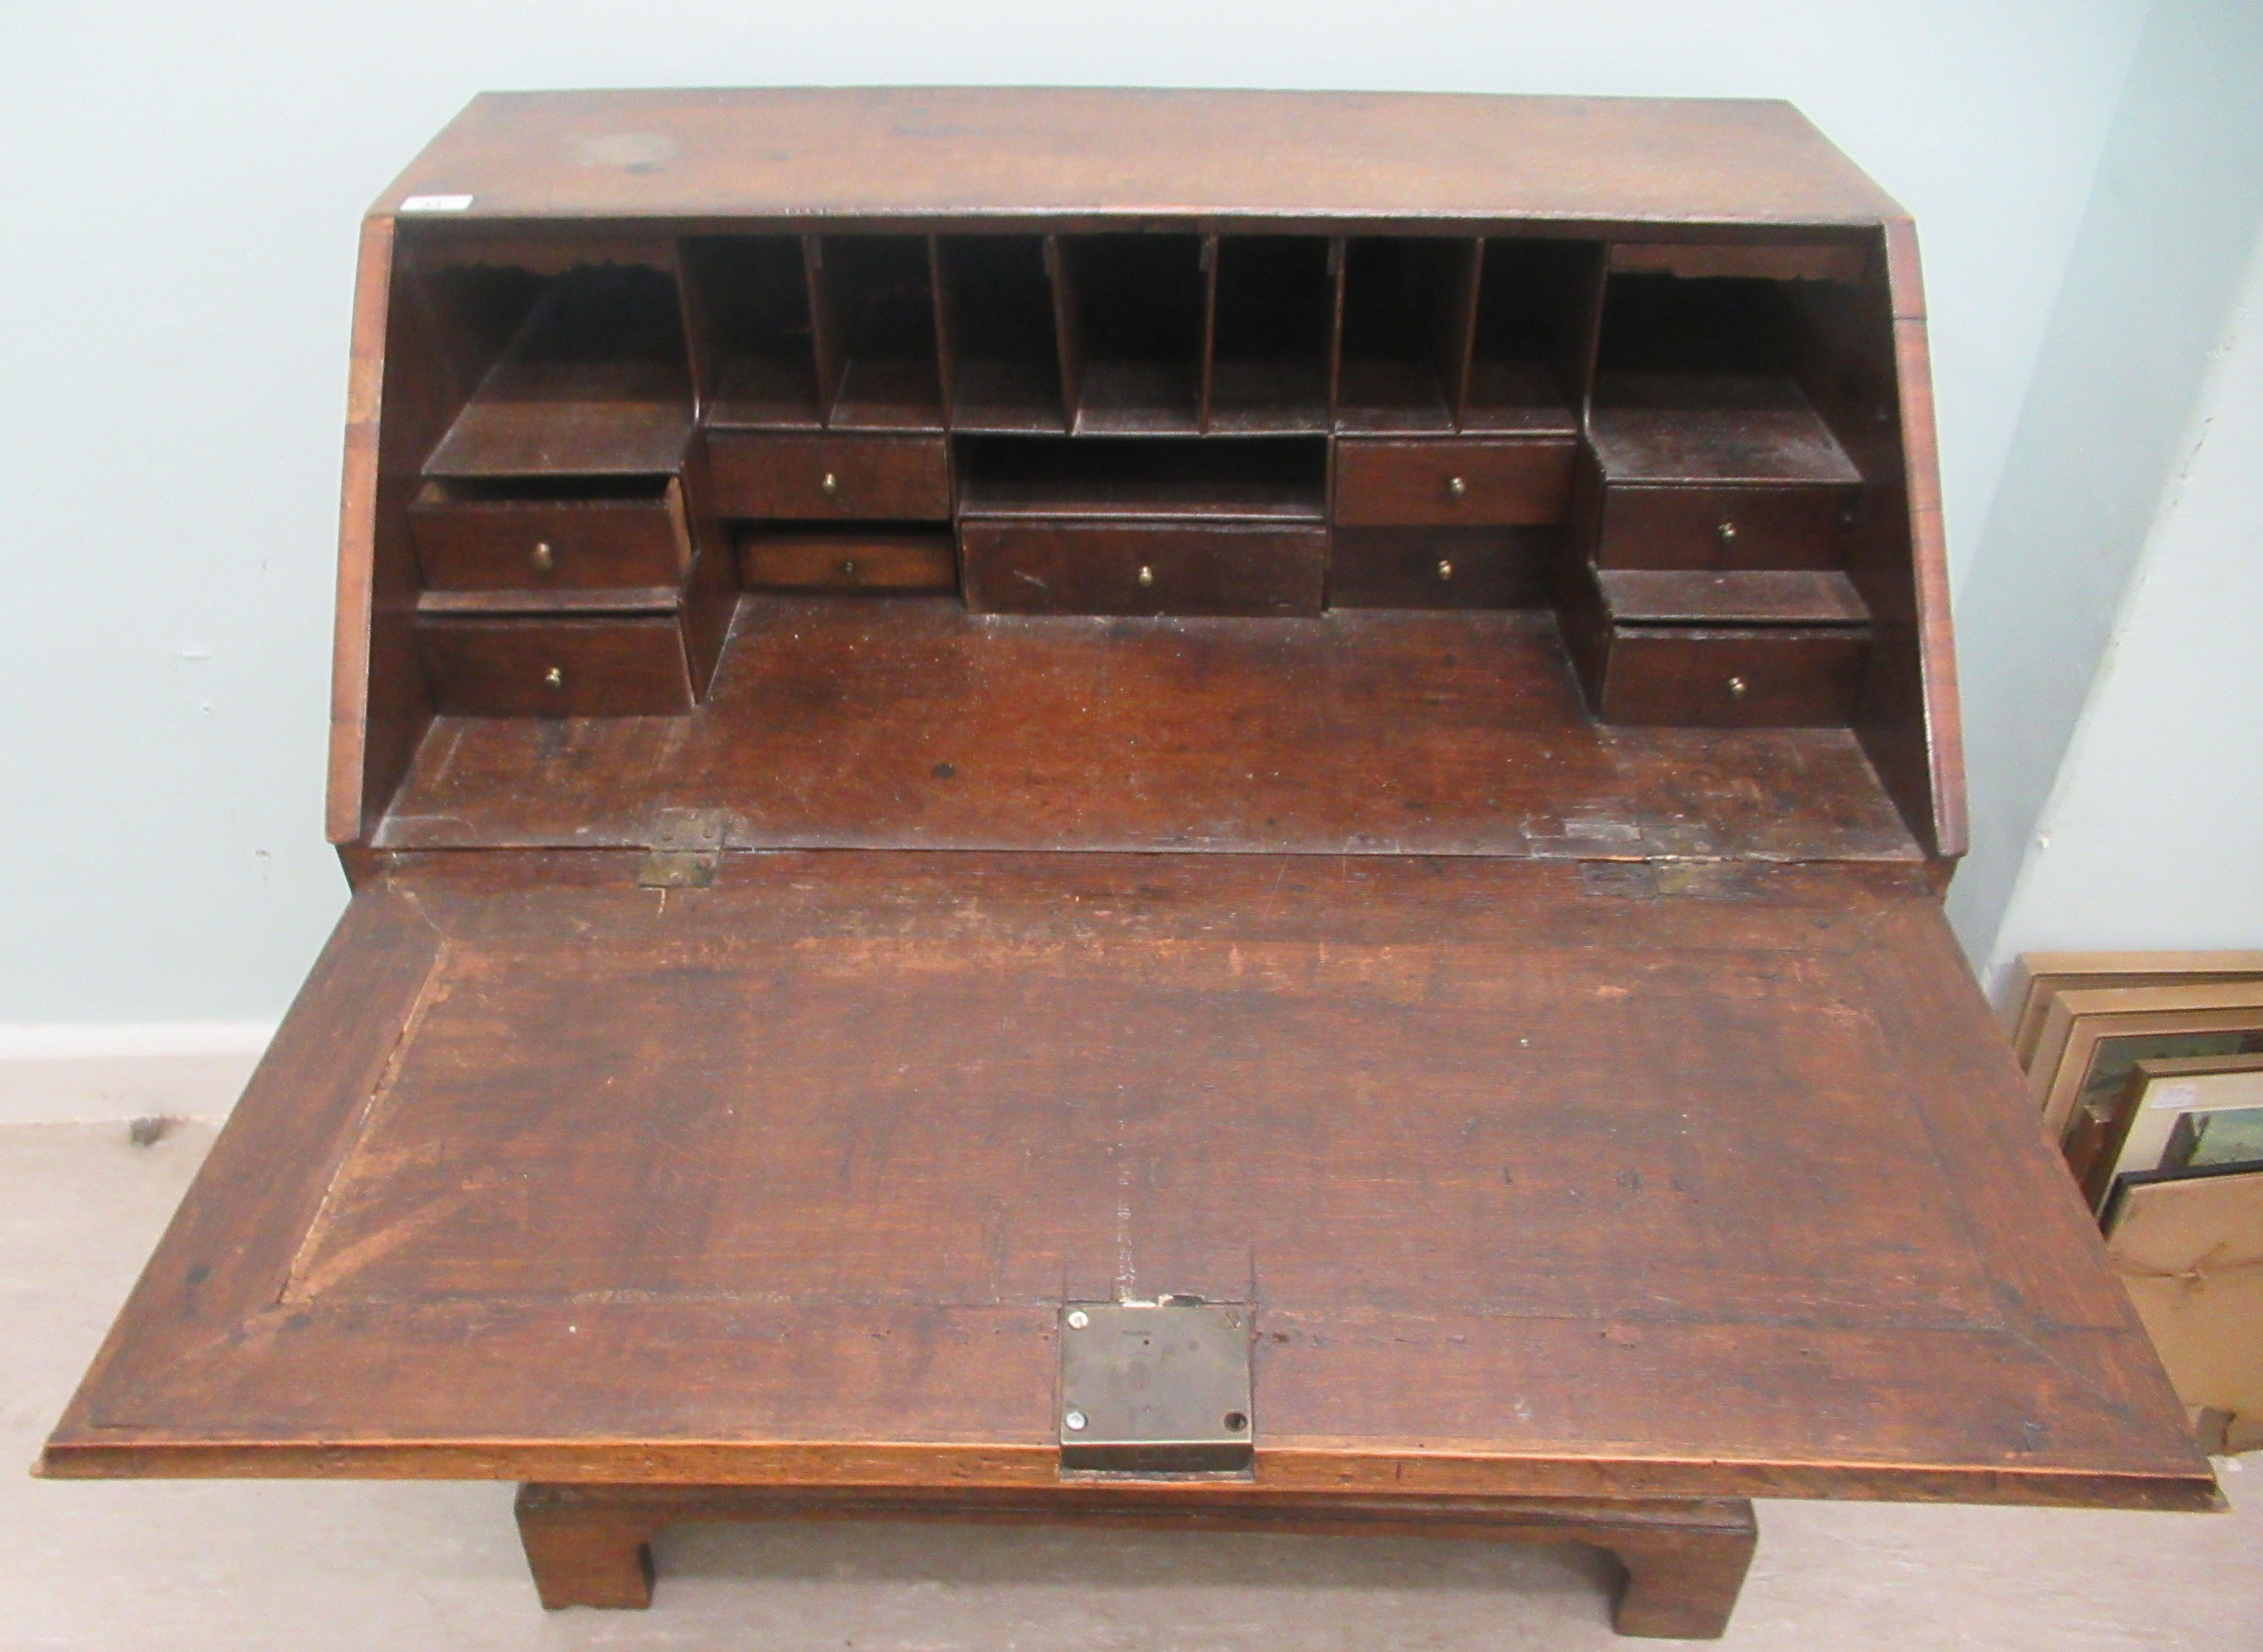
[1593,625,1871,727]
[43,851,2210,1510]
[1329,528,1553,610]
[1589,374,1860,486]
[415,586,682,616]
[417,616,694,716]
[961,522,1328,616]
[378,90,1905,228]
[739,528,958,593]
[423,362,696,479]
[1592,479,1860,571]
[706,432,953,521]
[1597,569,1869,625]
[1334,437,1577,527]
[410,479,690,590]
[375,600,1918,861]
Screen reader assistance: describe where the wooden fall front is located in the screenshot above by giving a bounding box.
[41,89,2216,1640]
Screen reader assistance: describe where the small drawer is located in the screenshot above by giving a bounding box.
[417,617,694,716]
[1328,528,1550,610]
[1589,626,1869,727]
[740,529,958,594]
[961,522,1327,617]
[409,479,690,590]
[1333,438,1575,527]
[706,432,952,520]
[1594,483,1858,570]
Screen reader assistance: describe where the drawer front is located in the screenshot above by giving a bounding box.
[410,483,690,590]
[418,617,693,717]
[1333,438,1576,527]
[1597,626,1869,727]
[1328,527,1551,610]
[740,531,958,594]
[961,522,1327,616]
[1595,483,1858,570]
[707,433,952,521]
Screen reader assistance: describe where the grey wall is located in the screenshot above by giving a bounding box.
[1946,0,2263,977]
[1978,215,2263,980]
[0,1,2154,1022]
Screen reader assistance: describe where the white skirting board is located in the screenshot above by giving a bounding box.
[0,1024,275,1124]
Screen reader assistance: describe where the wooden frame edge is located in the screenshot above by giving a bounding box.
[1883,220,1966,871]
[35,1439,2219,1513]
[326,213,396,846]
[2032,981,2263,1140]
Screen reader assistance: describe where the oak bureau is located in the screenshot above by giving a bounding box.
[42,89,2216,1638]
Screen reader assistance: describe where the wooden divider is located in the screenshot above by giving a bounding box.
[675,231,1621,441]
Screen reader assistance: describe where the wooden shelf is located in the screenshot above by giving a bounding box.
[415,585,683,618]
[811,234,945,431]
[705,355,823,430]
[938,236,1067,432]
[376,598,1917,860]
[955,436,1327,522]
[685,236,822,430]
[1056,234,1205,434]
[1596,568,1869,626]
[1462,238,1593,434]
[424,266,695,477]
[1589,372,1860,486]
[1335,237,1479,432]
[1208,236,1334,433]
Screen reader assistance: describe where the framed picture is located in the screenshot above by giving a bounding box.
[2029,980,2263,1143]
[2004,950,2263,1070]
[2073,1053,2263,1212]
[2103,1166,2263,1454]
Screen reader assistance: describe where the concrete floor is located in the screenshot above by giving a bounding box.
[6,1120,2259,1652]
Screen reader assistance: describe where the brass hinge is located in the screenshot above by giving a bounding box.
[638,807,730,889]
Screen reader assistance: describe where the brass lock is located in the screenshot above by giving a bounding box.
[1725,675,1749,700]
[819,471,841,500]
[1445,475,1468,500]
[1137,565,1155,587]
[1436,558,1454,582]
[543,666,565,692]
[530,540,556,572]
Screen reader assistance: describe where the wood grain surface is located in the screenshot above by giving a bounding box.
[374,600,1918,860]
[43,851,2210,1509]
[961,523,1329,616]
[1595,569,1869,625]
[514,1482,1762,1636]
[1585,625,1871,727]
[377,90,1904,228]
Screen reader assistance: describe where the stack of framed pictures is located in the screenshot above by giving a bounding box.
[2008,951,2263,1452]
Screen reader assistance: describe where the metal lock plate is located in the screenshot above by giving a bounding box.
[1057,1299,1253,1474]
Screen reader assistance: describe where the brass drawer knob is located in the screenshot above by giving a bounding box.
[530,541,555,572]
[543,666,565,692]
[820,471,841,499]
[1445,475,1468,500]
[840,558,858,579]
[1726,675,1749,699]
[1137,565,1155,587]
[1436,558,1454,581]
[1716,520,1738,550]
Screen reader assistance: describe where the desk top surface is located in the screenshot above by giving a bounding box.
[44,850,2212,1509]
[377,88,1906,227]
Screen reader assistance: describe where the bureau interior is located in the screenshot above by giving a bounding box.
[361,221,1939,860]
